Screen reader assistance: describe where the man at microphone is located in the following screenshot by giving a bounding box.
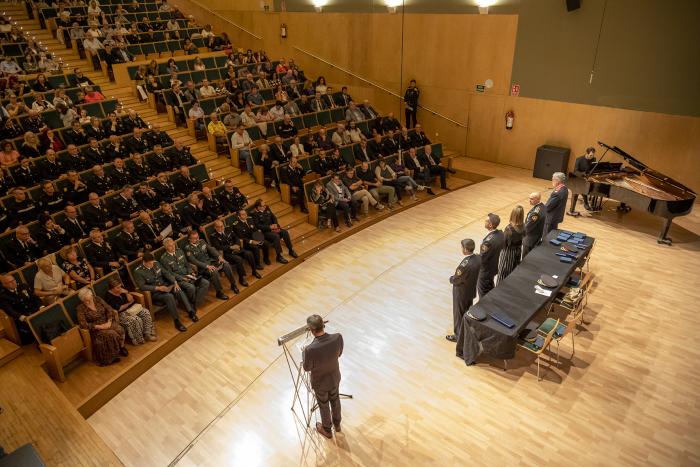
[302,314,344,439]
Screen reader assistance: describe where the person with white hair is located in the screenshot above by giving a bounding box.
[33,257,71,305]
[542,172,569,241]
[76,287,128,366]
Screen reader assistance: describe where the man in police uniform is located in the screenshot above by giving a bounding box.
[218,179,248,214]
[60,205,89,243]
[83,192,115,230]
[542,172,569,241]
[113,220,146,261]
[160,238,209,312]
[83,229,124,275]
[0,275,41,344]
[133,252,196,332]
[209,219,259,283]
[158,203,191,238]
[477,213,504,299]
[445,239,481,344]
[5,187,37,228]
[233,209,269,267]
[109,186,140,221]
[168,140,197,167]
[523,192,545,257]
[184,230,236,299]
[251,199,298,264]
[182,193,209,233]
[3,226,42,270]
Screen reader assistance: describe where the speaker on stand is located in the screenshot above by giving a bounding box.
[533,145,570,180]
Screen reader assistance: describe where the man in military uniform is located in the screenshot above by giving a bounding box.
[523,192,545,257]
[209,219,259,283]
[110,158,132,188]
[233,209,269,267]
[252,199,298,264]
[84,137,107,165]
[173,165,203,198]
[87,165,114,196]
[0,275,41,344]
[113,220,146,261]
[181,193,209,233]
[110,186,141,221]
[184,230,236,299]
[5,187,37,228]
[542,172,569,241]
[83,192,115,230]
[200,186,224,221]
[445,239,481,345]
[37,181,66,215]
[133,252,196,332]
[3,226,42,270]
[477,213,504,299]
[83,229,123,274]
[134,184,160,211]
[218,179,248,214]
[147,125,174,148]
[153,172,180,203]
[160,238,209,312]
[168,140,197,167]
[60,205,89,243]
[158,203,191,237]
[62,171,90,205]
[149,145,174,173]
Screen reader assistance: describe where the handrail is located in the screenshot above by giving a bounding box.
[293,45,468,128]
[176,0,263,40]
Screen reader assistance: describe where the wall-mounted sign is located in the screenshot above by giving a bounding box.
[475,84,485,93]
[511,84,520,96]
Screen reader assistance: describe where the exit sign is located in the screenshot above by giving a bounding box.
[475,84,485,93]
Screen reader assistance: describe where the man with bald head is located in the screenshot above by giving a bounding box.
[0,274,41,344]
[523,192,545,257]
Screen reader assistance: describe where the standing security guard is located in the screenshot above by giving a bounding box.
[445,239,481,344]
[159,238,210,312]
[133,252,197,332]
[183,230,236,299]
[523,192,545,257]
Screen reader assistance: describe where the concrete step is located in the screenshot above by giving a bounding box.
[0,338,22,368]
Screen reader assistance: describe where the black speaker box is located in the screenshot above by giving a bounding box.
[533,145,570,180]
[566,0,581,12]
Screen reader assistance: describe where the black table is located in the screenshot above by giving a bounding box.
[458,229,594,363]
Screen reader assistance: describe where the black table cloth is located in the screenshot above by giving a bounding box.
[459,229,594,363]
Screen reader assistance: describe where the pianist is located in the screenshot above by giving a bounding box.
[573,147,597,212]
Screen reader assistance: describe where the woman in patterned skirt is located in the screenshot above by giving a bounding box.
[77,287,127,366]
[103,278,156,345]
[497,205,525,284]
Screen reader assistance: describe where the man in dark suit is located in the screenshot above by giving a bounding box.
[302,314,344,439]
[109,186,140,221]
[353,139,373,163]
[60,205,89,243]
[3,226,41,270]
[419,144,447,190]
[542,172,569,241]
[181,193,209,233]
[477,213,504,298]
[173,166,202,198]
[523,192,545,257]
[125,127,151,155]
[446,239,481,344]
[0,274,41,344]
[113,220,145,261]
[83,192,115,230]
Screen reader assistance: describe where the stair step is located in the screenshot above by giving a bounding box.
[0,338,22,368]
[278,210,310,229]
[289,222,320,243]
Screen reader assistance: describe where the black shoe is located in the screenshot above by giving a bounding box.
[583,203,592,211]
[345,221,353,228]
[253,271,262,279]
[119,346,129,357]
[316,422,333,439]
[231,285,240,294]
[188,312,199,322]
[445,334,457,342]
[240,279,249,287]
[174,319,187,332]
[256,264,265,270]
[334,423,341,433]
[441,186,450,191]
[456,353,464,359]
[288,250,298,258]
[427,188,436,195]
[277,255,288,264]
[263,259,271,266]
[216,291,229,300]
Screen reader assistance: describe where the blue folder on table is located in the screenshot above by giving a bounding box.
[550,239,562,246]
[491,312,515,328]
[559,256,573,263]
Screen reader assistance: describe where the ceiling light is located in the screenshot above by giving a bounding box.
[312,0,326,12]
[386,0,401,13]
[477,0,495,14]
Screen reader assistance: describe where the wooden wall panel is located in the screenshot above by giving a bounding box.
[173,2,700,192]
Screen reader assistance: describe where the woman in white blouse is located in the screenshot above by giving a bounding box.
[289,136,307,158]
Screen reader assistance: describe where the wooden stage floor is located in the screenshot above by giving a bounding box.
[85,159,700,466]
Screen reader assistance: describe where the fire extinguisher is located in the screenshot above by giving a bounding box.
[505,110,514,130]
[280,23,288,38]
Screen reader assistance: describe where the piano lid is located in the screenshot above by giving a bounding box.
[597,142,697,197]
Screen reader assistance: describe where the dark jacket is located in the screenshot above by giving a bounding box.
[303,332,344,391]
[544,185,569,226]
[479,229,504,275]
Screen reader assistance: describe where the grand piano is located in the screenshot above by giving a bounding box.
[568,142,696,245]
